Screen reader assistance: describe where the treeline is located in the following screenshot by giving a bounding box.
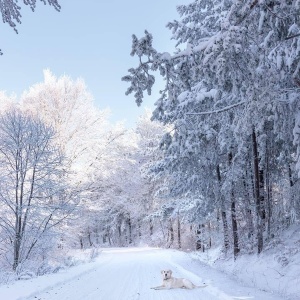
[0,71,140,273]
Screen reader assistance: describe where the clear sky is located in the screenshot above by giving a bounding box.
[0,0,190,127]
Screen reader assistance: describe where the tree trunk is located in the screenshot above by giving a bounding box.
[196,224,205,252]
[288,164,298,222]
[208,221,212,249]
[243,176,254,240]
[118,224,121,238]
[216,209,220,231]
[88,227,93,247]
[13,177,22,271]
[138,219,142,239]
[288,164,294,187]
[177,211,181,249]
[252,127,264,254]
[13,232,21,271]
[149,218,153,236]
[196,225,202,250]
[231,189,240,259]
[265,151,272,238]
[259,169,266,227]
[128,217,132,244]
[107,232,112,246]
[216,165,230,252]
[228,152,240,259]
[168,219,174,247]
[95,227,99,245]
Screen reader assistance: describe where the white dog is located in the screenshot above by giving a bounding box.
[151,269,207,290]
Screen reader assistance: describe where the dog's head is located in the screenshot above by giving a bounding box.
[161,269,172,280]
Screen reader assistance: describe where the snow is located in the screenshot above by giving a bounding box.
[160,52,172,61]
[191,225,300,300]
[0,247,286,300]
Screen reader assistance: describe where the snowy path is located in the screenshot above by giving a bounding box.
[0,248,285,300]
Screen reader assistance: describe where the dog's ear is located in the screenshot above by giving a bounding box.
[169,270,172,275]
[161,270,164,274]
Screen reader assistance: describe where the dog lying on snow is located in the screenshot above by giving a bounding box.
[151,269,207,290]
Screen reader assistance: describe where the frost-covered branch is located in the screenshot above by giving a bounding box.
[285,33,300,40]
[0,0,61,54]
[186,101,246,116]
[0,0,60,32]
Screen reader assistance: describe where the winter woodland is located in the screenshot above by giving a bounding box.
[0,0,299,293]
[123,0,300,259]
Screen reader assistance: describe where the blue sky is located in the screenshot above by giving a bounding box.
[0,0,190,127]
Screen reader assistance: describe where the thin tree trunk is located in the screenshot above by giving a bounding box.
[138,219,142,239]
[117,219,122,246]
[252,127,264,254]
[208,221,212,249]
[259,169,266,227]
[216,165,230,252]
[128,217,132,244]
[13,233,21,271]
[95,226,99,245]
[177,211,181,249]
[231,189,240,259]
[265,149,272,238]
[216,209,220,231]
[88,227,93,247]
[107,231,112,246]
[168,219,174,247]
[149,218,153,236]
[228,152,240,259]
[196,224,205,252]
[288,164,297,222]
[288,165,294,187]
[13,158,21,271]
[118,224,121,238]
[243,175,254,239]
[196,225,202,250]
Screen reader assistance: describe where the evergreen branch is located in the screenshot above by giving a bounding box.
[186,101,246,116]
[250,0,258,10]
[285,33,300,40]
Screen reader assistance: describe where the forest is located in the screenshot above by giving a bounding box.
[0,1,299,290]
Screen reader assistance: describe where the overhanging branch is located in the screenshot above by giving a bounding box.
[186,101,246,116]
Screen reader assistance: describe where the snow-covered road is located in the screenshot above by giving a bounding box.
[0,248,285,300]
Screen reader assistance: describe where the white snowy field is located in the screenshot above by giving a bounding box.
[0,247,287,300]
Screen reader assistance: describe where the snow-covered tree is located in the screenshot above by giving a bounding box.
[0,108,69,270]
[21,70,128,249]
[123,0,300,256]
[22,70,111,185]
